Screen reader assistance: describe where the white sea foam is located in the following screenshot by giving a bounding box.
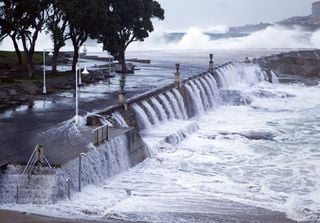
[129,25,320,51]
[1,63,320,223]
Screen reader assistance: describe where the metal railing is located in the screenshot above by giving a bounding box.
[22,145,52,175]
[92,124,110,145]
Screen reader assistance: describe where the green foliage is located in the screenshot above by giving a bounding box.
[0,0,51,77]
[61,0,110,71]
[99,0,164,71]
[1,0,165,74]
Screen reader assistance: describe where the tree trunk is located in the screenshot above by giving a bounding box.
[52,52,58,74]
[119,49,127,73]
[21,32,38,78]
[26,53,34,78]
[72,47,79,73]
[10,35,23,66]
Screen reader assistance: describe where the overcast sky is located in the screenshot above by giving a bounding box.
[155,0,316,30]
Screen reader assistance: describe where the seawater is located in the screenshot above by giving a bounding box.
[94,82,320,223]
[1,55,320,223]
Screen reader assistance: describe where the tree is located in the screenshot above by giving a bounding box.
[0,0,23,65]
[99,0,164,73]
[46,0,69,74]
[17,0,50,78]
[62,0,109,72]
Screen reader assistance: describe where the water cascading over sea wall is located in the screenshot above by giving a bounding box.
[0,61,276,205]
[88,62,274,128]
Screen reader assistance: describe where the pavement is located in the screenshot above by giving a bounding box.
[0,197,299,223]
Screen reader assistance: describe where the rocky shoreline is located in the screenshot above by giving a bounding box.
[255,49,320,77]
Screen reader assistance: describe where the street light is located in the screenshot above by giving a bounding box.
[78,46,88,85]
[82,66,89,76]
[43,49,53,94]
[75,64,90,124]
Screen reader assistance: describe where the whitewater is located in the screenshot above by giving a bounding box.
[1,62,320,223]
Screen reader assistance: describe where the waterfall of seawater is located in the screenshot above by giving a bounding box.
[189,81,205,114]
[151,97,168,121]
[195,79,210,111]
[165,91,183,120]
[62,134,131,192]
[158,94,175,120]
[112,112,128,127]
[204,75,221,107]
[142,101,160,125]
[216,63,276,90]
[172,89,188,119]
[132,104,152,130]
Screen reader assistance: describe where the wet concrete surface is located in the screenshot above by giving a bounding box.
[0,197,299,223]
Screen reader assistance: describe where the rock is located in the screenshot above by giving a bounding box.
[218,131,275,141]
[220,90,252,106]
[257,50,320,77]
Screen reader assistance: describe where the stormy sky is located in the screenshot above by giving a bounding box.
[0,0,318,51]
[156,0,316,30]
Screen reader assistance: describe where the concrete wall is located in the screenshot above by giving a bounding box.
[0,127,147,204]
[0,166,62,204]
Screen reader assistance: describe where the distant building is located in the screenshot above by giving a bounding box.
[278,1,320,27]
[312,1,320,17]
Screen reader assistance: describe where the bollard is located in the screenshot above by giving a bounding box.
[78,153,87,192]
[208,54,214,74]
[175,63,181,89]
[118,77,127,110]
[106,125,109,141]
[66,178,71,200]
[16,185,19,204]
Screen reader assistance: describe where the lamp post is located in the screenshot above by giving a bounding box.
[75,64,89,124]
[43,49,53,94]
[78,46,88,85]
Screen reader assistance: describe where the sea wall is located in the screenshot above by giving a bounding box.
[87,62,233,129]
[0,165,61,204]
[0,127,147,204]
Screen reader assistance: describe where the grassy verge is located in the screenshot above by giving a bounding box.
[0,51,43,64]
[14,71,74,81]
